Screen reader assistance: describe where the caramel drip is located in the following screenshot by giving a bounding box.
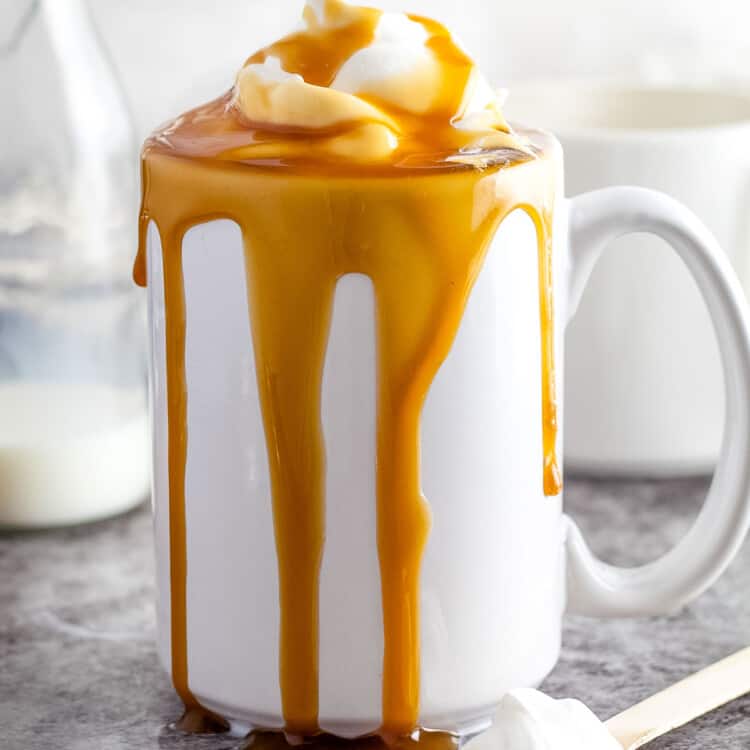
[160,225,190,712]
[157,217,229,735]
[242,217,333,735]
[410,14,474,122]
[534,209,562,495]
[246,2,380,87]
[136,137,561,737]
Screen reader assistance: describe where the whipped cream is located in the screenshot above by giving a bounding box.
[472,689,621,750]
[332,11,451,116]
[232,0,523,162]
[234,57,395,130]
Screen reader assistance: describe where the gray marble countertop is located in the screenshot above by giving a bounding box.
[1,477,749,749]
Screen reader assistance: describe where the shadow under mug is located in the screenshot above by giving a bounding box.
[506,83,750,477]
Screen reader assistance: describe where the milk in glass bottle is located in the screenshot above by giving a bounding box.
[0,0,149,527]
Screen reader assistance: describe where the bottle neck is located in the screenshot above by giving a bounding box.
[0,1,40,57]
[40,0,134,152]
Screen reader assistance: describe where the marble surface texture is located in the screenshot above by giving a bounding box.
[1,477,749,749]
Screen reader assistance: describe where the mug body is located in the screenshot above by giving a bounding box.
[147,159,568,736]
[508,84,750,475]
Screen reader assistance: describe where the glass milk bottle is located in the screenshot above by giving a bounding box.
[0,0,149,527]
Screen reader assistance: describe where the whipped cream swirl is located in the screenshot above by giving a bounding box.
[232,0,525,162]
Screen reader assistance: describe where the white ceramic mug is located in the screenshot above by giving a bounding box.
[506,83,750,476]
[146,137,750,737]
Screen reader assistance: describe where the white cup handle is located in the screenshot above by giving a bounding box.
[564,186,750,616]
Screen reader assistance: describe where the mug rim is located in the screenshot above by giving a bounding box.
[505,78,750,140]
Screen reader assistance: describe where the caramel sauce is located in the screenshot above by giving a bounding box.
[246,2,380,87]
[135,0,562,741]
[415,14,474,121]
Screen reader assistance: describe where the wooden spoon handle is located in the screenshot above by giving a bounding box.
[605,647,750,749]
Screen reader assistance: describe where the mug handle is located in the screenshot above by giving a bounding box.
[564,186,750,616]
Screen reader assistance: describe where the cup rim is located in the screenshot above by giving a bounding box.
[505,78,750,140]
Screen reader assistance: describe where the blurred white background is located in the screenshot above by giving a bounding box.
[89,0,750,140]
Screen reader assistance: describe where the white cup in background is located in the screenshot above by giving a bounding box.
[506,84,750,476]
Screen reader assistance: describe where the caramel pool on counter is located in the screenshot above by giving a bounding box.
[134,0,561,739]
